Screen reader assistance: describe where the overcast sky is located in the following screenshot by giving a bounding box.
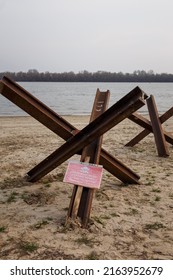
[0,0,173,73]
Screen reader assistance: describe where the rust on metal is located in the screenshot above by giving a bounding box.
[27,86,146,182]
[126,111,173,146]
[0,76,76,139]
[0,78,148,228]
[67,89,110,227]
[0,76,141,184]
[99,148,140,182]
[126,106,173,147]
[159,107,173,123]
[125,129,150,147]
[147,95,169,157]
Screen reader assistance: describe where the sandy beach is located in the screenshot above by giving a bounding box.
[0,115,173,260]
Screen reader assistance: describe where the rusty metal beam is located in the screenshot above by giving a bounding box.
[27,86,146,182]
[67,89,110,227]
[126,111,173,146]
[99,148,140,182]
[147,95,169,157]
[128,112,152,129]
[160,107,173,123]
[126,106,173,147]
[125,129,150,147]
[0,77,142,184]
[0,76,76,139]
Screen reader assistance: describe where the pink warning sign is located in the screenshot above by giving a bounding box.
[63,161,103,189]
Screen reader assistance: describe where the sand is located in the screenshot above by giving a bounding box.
[0,115,173,260]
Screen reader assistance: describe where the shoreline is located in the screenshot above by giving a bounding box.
[0,112,151,119]
[0,114,90,118]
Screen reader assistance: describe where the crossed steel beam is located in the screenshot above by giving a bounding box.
[0,76,147,185]
[126,95,173,157]
[67,89,110,227]
[26,87,147,182]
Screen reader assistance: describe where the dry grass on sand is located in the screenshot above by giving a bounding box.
[0,115,173,259]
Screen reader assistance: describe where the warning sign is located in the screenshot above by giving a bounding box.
[63,161,103,189]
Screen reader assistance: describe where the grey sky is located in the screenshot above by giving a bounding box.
[0,0,173,73]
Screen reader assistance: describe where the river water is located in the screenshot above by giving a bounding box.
[0,82,173,116]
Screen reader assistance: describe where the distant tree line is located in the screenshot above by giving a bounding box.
[1,69,173,82]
